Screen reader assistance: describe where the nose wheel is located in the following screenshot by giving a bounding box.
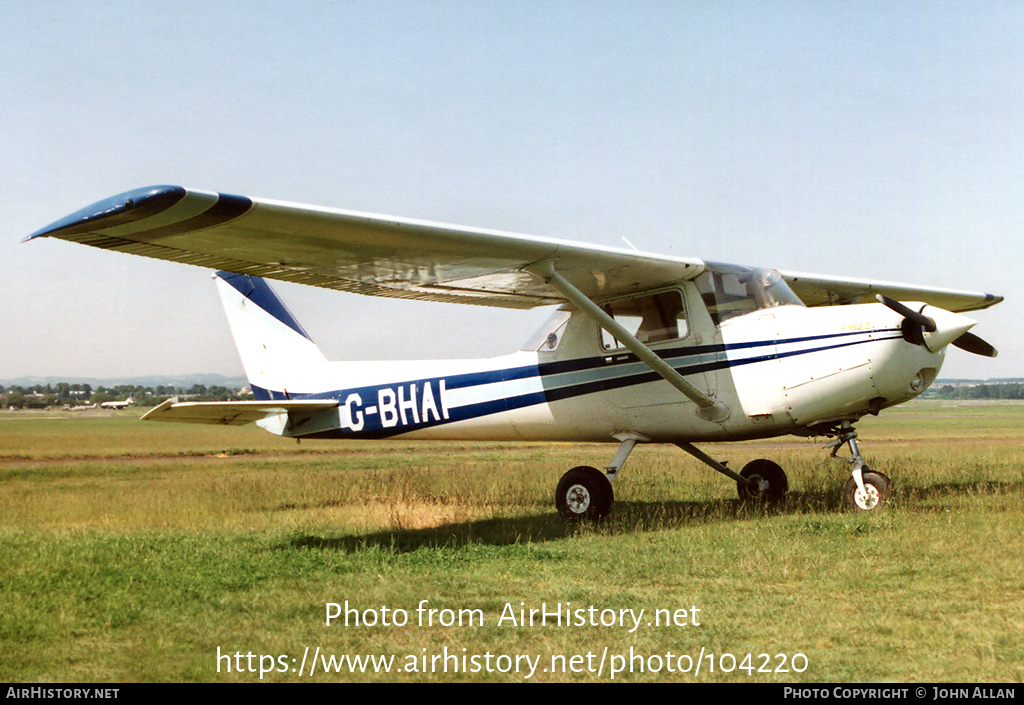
[842,469,892,511]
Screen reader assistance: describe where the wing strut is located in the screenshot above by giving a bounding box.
[527,261,729,422]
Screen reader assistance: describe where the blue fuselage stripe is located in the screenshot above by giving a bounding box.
[289,328,902,439]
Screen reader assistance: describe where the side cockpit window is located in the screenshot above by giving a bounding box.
[600,290,688,351]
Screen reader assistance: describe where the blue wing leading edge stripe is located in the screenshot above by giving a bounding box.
[26,185,253,243]
[122,192,253,242]
[26,185,187,241]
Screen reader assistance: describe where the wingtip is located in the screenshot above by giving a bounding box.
[24,185,187,241]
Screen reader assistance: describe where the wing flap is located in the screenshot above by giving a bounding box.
[142,398,339,426]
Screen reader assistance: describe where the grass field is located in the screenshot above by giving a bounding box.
[1,402,1022,682]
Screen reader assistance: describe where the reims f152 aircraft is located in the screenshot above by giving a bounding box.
[28,186,1002,520]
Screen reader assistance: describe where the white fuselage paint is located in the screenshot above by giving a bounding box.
[257,296,947,445]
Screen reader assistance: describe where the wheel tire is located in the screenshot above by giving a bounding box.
[555,466,613,522]
[737,459,788,504]
[842,469,891,511]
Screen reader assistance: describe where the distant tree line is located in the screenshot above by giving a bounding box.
[1,383,249,409]
[929,383,1024,400]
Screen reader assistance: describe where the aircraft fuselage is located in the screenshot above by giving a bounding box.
[256,296,947,445]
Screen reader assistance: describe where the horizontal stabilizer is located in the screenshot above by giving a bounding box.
[142,398,338,426]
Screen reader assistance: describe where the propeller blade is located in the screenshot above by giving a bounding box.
[952,332,998,358]
[876,295,936,332]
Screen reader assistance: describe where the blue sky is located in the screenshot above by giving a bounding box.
[3,1,1021,380]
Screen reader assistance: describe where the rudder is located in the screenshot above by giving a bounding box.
[214,271,327,399]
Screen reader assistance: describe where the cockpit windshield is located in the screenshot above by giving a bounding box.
[695,265,804,326]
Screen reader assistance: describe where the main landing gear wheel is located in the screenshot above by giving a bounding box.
[555,466,613,522]
[737,459,788,504]
[842,470,891,511]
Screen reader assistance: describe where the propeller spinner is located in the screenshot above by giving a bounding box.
[877,295,997,358]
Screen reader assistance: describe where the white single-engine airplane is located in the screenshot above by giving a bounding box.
[28,186,1002,520]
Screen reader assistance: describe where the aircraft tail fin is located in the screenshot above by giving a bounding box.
[214,271,328,399]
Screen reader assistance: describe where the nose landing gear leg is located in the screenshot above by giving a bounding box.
[827,422,892,511]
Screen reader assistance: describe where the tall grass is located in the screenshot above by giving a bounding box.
[1,401,1022,682]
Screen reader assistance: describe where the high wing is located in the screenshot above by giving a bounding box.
[780,270,1001,313]
[25,185,701,308]
[27,185,1001,312]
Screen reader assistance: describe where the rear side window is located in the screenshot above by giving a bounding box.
[600,290,688,350]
